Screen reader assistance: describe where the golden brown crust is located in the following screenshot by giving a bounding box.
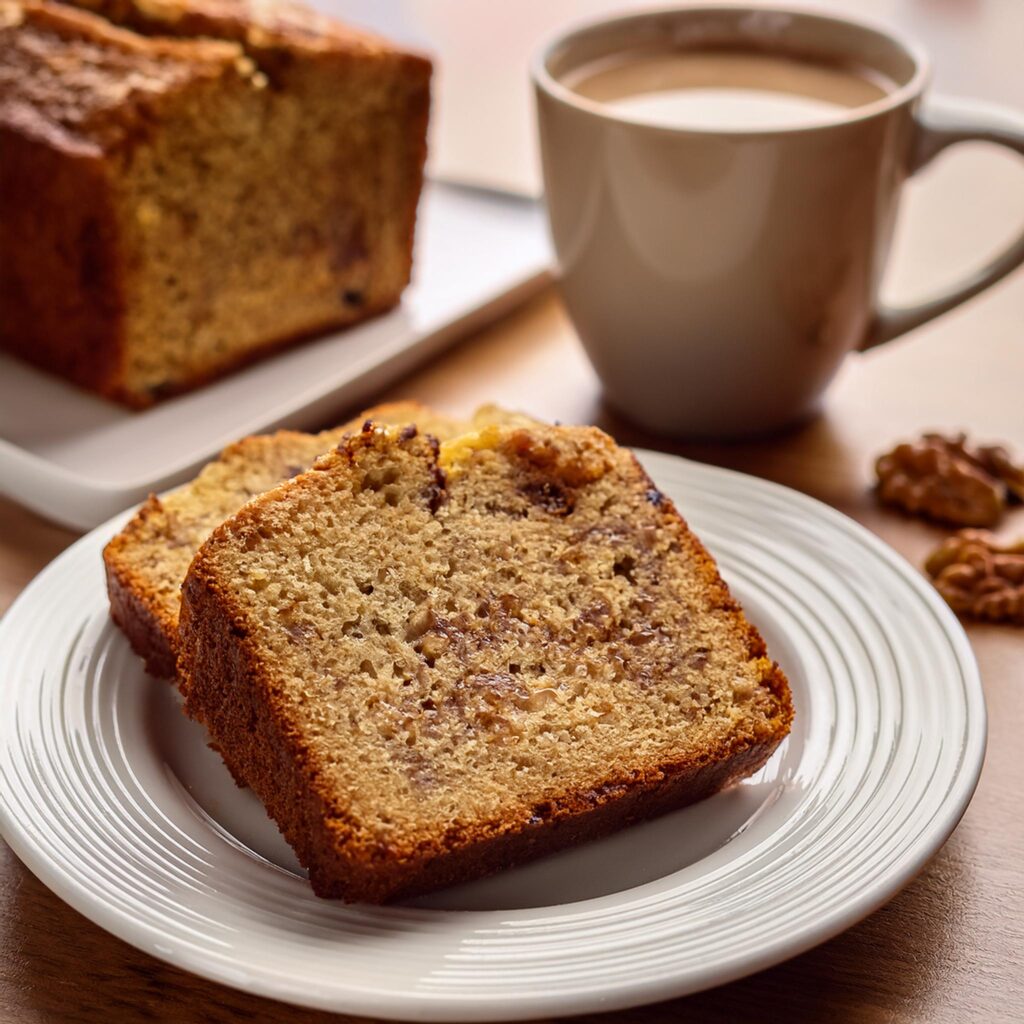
[179,424,793,902]
[0,128,125,395]
[350,734,783,902]
[103,495,181,676]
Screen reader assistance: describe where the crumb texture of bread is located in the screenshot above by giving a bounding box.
[178,423,793,903]
[0,0,430,405]
[103,401,496,678]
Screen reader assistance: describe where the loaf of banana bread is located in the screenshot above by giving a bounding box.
[0,0,430,405]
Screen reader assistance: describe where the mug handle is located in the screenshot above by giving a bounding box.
[862,95,1024,349]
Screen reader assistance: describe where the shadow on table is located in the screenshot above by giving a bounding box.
[2,830,972,1024]
[590,398,868,506]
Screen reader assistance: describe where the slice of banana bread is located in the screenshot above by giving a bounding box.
[179,423,793,903]
[0,0,430,405]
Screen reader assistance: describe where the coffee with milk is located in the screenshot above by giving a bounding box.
[563,47,893,130]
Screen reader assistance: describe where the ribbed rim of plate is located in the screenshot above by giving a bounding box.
[0,451,985,1021]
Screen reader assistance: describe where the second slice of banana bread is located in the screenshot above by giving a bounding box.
[103,402,535,678]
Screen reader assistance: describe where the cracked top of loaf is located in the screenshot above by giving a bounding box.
[0,0,430,154]
[63,0,405,56]
[0,2,252,152]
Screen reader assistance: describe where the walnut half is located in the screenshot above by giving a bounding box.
[875,433,1023,527]
[925,529,1024,625]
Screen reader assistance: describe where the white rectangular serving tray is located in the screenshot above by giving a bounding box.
[0,183,551,531]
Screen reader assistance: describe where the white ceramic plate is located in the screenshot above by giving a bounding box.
[0,182,550,531]
[0,451,985,1021]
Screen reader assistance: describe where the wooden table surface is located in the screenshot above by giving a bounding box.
[3,4,1024,1023]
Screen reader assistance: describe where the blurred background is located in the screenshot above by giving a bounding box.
[318,0,1024,317]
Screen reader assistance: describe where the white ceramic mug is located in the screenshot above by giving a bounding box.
[533,6,1024,438]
